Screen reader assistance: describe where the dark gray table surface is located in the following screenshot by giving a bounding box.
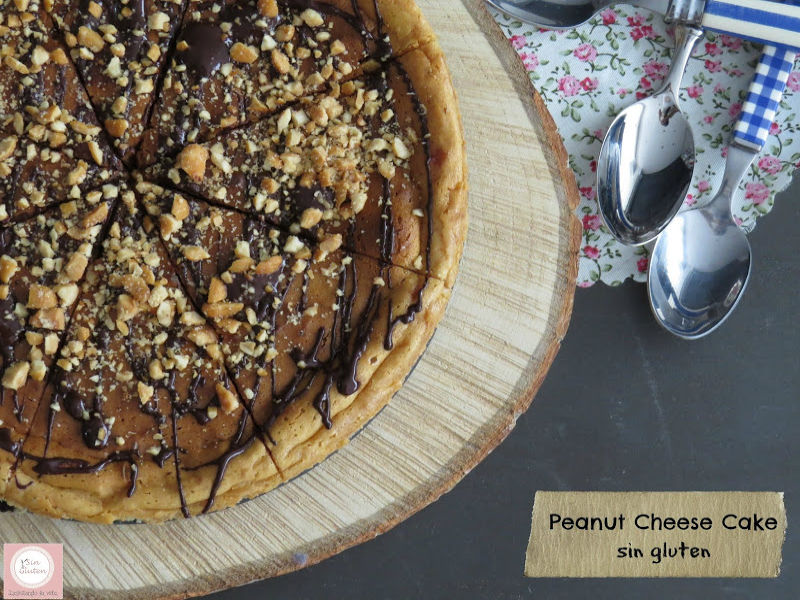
[205,178,800,600]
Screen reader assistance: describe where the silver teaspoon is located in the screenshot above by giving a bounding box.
[596,25,702,245]
[648,44,795,339]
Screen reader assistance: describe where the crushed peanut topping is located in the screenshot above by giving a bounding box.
[0,187,114,392]
[138,0,384,165]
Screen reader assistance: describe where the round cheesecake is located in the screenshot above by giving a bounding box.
[0,0,466,523]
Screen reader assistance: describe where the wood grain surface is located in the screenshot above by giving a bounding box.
[0,1,581,597]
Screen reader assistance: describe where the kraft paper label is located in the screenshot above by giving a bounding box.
[525,492,786,578]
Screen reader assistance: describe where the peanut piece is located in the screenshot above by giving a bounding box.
[64,252,88,281]
[203,302,244,319]
[30,308,66,330]
[0,255,19,283]
[81,203,109,228]
[187,326,217,347]
[319,233,343,254]
[300,207,323,229]
[255,255,283,275]
[216,383,240,414]
[176,144,209,182]
[271,49,290,74]
[182,245,211,261]
[77,26,105,53]
[28,284,58,309]
[0,136,17,161]
[2,362,29,390]
[105,118,129,138]
[228,257,254,273]
[208,277,227,303]
[258,0,278,18]
[301,8,324,27]
[230,42,258,64]
[137,381,154,404]
[171,194,190,220]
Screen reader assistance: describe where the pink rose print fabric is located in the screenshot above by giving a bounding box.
[492,7,800,286]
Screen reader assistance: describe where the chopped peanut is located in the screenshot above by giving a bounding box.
[0,136,17,161]
[216,383,240,414]
[137,381,154,404]
[182,245,211,261]
[0,255,19,283]
[81,203,109,228]
[28,284,58,309]
[176,144,209,182]
[271,49,290,74]
[105,118,129,139]
[208,277,227,303]
[30,308,66,331]
[231,42,259,64]
[77,25,104,53]
[258,0,279,17]
[171,194,190,220]
[255,256,283,275]
[2,362,29,390]
[203,302,245,319]
[64,253,89,281]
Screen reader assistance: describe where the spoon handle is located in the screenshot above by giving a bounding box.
[732,44,796,151]
[704,0,800,49]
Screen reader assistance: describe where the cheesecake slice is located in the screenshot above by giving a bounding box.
[0,2,123,221]
[49,0,189,163]
[0,185,116,495]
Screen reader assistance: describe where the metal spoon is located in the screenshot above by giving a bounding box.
[596,25,702,245]
[648,44,795,339]
[486,0,665,29]
[486,0,800,50]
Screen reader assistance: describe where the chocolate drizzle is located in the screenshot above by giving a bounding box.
[179,22,232,78]
[189,403,257,514]
[35,450,140,498]
[0,297,24,368]
[170,408,190,519]
[0,427,20,456]
[384,61,434,349]
[0,425,140,497]
[264,253,385,436]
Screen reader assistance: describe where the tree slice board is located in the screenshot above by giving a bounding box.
[0,1,580,597]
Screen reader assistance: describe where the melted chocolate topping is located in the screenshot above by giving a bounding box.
[0,425,140,498]
[179,22,231,78]
[0,297,23,367]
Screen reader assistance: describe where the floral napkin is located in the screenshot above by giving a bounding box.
[491,6,800,287]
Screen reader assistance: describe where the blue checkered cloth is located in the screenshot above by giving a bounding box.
[734,44,796,150]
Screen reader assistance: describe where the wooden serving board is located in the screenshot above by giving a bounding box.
[0,1,580,597]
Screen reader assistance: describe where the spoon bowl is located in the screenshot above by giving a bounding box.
[597,89,695,245]
[596,25,702,246]
[485,0,602,28]
[648,203,752,339]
